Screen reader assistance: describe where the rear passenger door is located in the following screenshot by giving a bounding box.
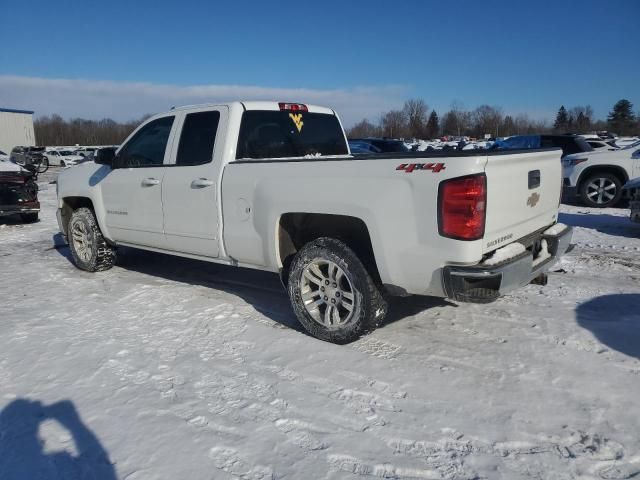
[162,107,227,257]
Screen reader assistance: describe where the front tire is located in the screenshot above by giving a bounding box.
[288,237,387,344]
[579,173,623,208]
[68,207,116,272]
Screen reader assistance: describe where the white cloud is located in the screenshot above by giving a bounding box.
[0,75,408,126]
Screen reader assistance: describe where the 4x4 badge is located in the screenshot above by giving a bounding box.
[527,192,540,207]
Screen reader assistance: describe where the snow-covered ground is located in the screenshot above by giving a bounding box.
[1,169,639,480]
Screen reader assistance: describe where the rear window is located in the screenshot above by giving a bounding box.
[236,110,348,159]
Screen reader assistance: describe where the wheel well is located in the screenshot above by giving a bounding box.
[277,213,380,287]
[578,166,628,189]
[59,197,94,236]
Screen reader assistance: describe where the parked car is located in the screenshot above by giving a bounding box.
[613,137,640,148]
[56,101,572,343]
[348,138,410,153]
[585,139,619,151]
[0,159,40,222]
[10,146,49,171]
[44,150,84,167]
[562,140,640,207]
[348,140,381,154]
[491,134,593,158]
[623,177,640,223]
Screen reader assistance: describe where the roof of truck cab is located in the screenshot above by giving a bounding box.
[168,101,335,115]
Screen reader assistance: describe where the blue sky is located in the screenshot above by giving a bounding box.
[0,0,638,125]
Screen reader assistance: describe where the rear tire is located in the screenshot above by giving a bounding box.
[579,173,623,208]
[68,207,116,272]
[287,237,387,344]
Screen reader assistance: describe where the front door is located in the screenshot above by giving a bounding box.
[100,115,175,248]
[162,108,225,257]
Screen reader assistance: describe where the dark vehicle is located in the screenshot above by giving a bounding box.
[10,146,49,173]
[0,162,40,222]
[491,135,593,158]
[348,140,382,154]
[349,138,409,153]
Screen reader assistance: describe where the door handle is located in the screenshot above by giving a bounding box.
[141,177,161,187]
[191,178,214,188]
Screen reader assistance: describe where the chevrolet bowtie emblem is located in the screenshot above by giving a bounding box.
[527,192,540,207]
[289,113,303,133]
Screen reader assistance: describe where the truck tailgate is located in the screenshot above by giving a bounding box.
[483,149,562,254]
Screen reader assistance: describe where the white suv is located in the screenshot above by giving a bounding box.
[563,140,640,207]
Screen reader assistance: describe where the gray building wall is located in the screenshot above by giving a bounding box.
[0,108,36,154]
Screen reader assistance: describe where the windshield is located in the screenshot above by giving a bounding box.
[236,110,348,159]
[59,151,75,156]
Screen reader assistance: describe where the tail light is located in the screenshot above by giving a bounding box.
[438,174,486,240]
[278,102,308,112]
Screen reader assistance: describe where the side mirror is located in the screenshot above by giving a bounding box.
[95,147,116,166]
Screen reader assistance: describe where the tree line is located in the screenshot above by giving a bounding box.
[33,99,638,146]
[34,114,148,147]
[349,98,639,140]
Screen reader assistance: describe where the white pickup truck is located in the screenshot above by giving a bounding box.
[56,101,572,343]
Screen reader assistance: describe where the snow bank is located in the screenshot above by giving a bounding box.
[544,223,568,236]
[482,242,526,266]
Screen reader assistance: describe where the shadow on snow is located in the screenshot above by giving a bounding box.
[0,398,116,480]
[576,293,640,360]
[559,211,639,239]
[52,233,453,337]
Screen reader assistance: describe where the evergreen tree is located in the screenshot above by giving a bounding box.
[425,110,439,139]
[607,99,636,135]
[553,106,569,132]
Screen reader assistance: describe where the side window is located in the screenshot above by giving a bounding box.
[176,111,220,166]
[117,116,174,168]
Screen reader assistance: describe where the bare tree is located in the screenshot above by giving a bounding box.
[35,116,147,146]
[380,110,408,138]
[403,99,429,139]
[348,119,379,138]
[472,105,503,138]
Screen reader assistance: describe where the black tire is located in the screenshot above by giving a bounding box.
[60,160,66,167]
[68,207,116,272]
[37,157,49,173]
[20,212,39,223]
[579,173,623,208]
[287,237,387,344]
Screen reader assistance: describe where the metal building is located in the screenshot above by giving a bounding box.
[0,107,36,155]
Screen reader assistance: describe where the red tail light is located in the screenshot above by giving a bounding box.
[438,174,486,240]
[278,102,308,112]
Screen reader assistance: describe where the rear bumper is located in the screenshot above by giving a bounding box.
[0,203,40,217]
[443,225,573,303]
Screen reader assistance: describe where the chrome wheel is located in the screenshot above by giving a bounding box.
[586,177,617,205]
[71,219,92,262]
[300,259,355,327]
